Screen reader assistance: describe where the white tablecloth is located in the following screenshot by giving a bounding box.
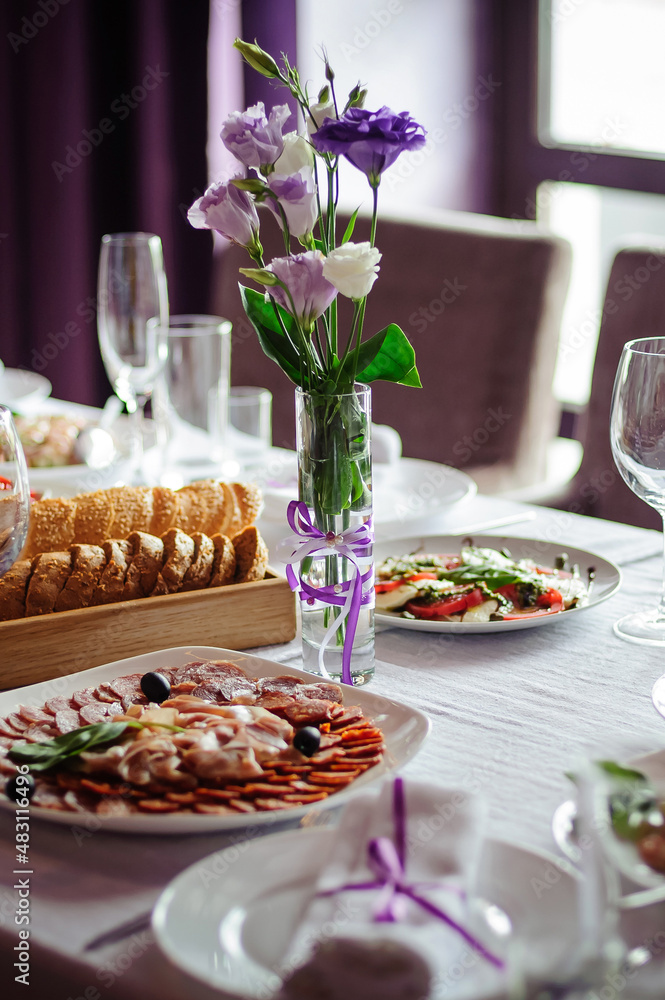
[1,491,664,998]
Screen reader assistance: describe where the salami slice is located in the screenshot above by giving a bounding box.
[79,703,113,725]
[71,688,102,708]
[45,695,76,714]
[17,705,53,725]
[54,709,82,735]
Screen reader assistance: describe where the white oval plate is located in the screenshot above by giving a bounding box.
[0,646,430,835]
[374,535,621,633]
[0,369,51,407]
[260,456,476,529]
[152,828,580,999]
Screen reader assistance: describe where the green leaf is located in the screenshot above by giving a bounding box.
[597,761,648,783]
[239,285,302,385]
[341,208,360,245]
[9,721,133,772]
[347,324,422,388]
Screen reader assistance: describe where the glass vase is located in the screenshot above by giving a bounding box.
[295,384,375,685]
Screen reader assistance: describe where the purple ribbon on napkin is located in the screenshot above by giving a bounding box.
[320,777,504,969]
[277,500,374,686]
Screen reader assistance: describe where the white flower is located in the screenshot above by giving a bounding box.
[307,100,336,134]
[274,132,314,174]
[322,242,382,300]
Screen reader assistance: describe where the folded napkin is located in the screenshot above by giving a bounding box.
[276,777,508,1000]
[371,423,402,465]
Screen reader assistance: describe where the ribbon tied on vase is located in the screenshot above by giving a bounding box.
[277,500,374,685]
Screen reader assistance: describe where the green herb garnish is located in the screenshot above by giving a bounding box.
[8,719,185,772]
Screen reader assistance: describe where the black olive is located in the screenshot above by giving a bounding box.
[6,774,35,803]
[293,726,321,757]
[140,671,171,704]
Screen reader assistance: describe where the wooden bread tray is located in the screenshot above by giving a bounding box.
[0,570,296,690]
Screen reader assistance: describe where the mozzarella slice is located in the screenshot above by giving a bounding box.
[375,584,419,611]
[461,599,499,622]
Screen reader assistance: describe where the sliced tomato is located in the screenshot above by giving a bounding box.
[536,588,563,612]
[0,476,12,490]
[496,583,521,605]
[375,580,404,594]
[404,588,484,620]
[406,572,438,582]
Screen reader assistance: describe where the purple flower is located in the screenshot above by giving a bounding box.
[267,166,318,238]
[187,177,260,252]
[267,251,337,329]
[221,102,291,170]
[312,106,426,185]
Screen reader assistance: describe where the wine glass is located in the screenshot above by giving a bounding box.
[97,232,169,482]
[0,405,31,577]
[610,336,665,644]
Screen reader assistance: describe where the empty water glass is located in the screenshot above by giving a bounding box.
[154,315,232,478]
[229,386,272,448]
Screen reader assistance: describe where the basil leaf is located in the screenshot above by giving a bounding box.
[598,761,648,783]
[348,324,422,387]
[9,721,132,772]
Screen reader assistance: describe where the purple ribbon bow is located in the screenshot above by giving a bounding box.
[320,777,504,969]
[277,500,374,686]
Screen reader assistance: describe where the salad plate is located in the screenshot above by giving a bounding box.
[0,369,51,408]
[152,828,580,998]
[373,534,621,634]
[260,456,476,528]
[0,645,429,835]
[552,749,665,895]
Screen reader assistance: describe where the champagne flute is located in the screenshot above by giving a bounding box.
[0,405,30,577]
[611,336,665,643]
[97,232,169,482]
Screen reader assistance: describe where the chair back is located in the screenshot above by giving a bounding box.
[563,245,665,529]
[212,206,571,492]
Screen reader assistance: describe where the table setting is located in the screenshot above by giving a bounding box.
[3,35,665,1000]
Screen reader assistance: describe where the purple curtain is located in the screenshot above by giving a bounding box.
[0,0,210,406]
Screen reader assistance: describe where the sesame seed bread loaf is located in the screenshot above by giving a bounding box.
[19,481,261,560]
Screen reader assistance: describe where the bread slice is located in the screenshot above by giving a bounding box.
[161,528,195,593]
[172,486,209,536]
[232,526,268,584]
[21,498,77,559]
[209,533,236,587]
[55,544,106,611]
[107,487,152,538]
[220,482,243,537]
[123,531,164,598]
[232,482,262,529]
[73,492,114,546]
[0,559,32,621]
[181,481,227,536]
[25,551,72,616]
[181,532,215,591]
[93,539,132,605]
[150,487,179,536]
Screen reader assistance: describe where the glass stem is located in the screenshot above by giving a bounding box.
[659,513,665,622]
[129,395,147,483]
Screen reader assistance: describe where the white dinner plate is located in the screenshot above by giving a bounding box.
[0,369,51,408]
[260,455,476,528]
[374,534,621,633]
[0,646,429,835]
[152,828,580,999]
[552,749,665,895]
